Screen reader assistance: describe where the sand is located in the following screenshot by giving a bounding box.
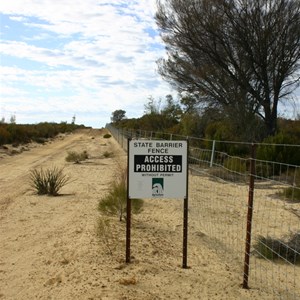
[0,128,296,299]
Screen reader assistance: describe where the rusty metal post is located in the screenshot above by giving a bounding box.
[243,144,256,289]
[126,138,132,263]
[182,196,188,268]
[182,138,189,269]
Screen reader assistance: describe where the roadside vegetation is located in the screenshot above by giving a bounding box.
[65,150,89,163]
[279,168,300,203]
[103,133,111,139]
[29,166,70,196]
[253,233,300,265]
[0,122,86,146]
[96,163,143,256]
[98,166,143,221]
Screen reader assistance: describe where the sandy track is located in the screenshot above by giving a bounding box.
[0,129,276,299]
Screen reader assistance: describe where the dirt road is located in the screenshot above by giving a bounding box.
[0,129,274,299]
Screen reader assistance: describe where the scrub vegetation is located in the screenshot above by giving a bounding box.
[29,166,70,196]
[65,150,89,163]
[98,167,143,221]
[0,122,85,146]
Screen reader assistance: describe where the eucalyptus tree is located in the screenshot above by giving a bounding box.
[156,0,300,138]
[111,109,126,123]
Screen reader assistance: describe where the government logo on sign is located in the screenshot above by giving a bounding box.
[152,178,164,197]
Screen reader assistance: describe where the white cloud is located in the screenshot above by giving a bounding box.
[0,1,171,126]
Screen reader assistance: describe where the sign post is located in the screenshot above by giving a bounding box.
[126,139,189,267]
[126,138,131,263]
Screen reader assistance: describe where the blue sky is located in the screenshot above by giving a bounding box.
[0,0,299,128]
[0,0,175,127]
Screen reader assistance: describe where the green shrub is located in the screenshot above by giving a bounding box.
[255,162,274,178]
[30,168,49,195]
[223,157,247,173]
[30,166,70,196]
[253,233,300,264]
[103,133,111,139]
[98,168,143,221]
[0,126,10,146]
[281,187,300,203]
[65,150,88,163]
[0,122,83,146]
[257,132,300,168]
[32,137,47,144]
[279,168,300,203]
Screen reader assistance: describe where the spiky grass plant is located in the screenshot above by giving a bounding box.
[46,167,70,196]
[30,166,70,196]
[30,168,49,195]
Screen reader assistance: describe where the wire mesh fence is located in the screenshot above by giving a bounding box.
[106,124,300,299]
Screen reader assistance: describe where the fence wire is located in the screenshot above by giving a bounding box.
[106,124,300,300]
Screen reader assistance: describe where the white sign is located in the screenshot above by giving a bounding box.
[128,140,188,199]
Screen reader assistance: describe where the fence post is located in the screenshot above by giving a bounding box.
[210,140,216,167]
[242,144,256,289]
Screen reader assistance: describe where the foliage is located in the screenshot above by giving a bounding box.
[30,168,49,195]
[98,167,143,221]
[65,150,88,163]
[103,133,111,139]
[0,126,10,145]
[281,186,300,203]
[279,168,300,203]
[155,0,300,137]
[161,94,182,123]
[111,109,126,123]
[0,122,84,146]
[144,95,161,115]
[30,167,70,196]
[257,132,300,167]
[253,233,300,264]
[223,157,247,174]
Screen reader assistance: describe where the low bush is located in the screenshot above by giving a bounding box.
[257,132,300,169]
[0,126,10,145]
[30,166,70,196]
[98,167,143,221]
[103,133,111,139]
[278,168,300,203]
[65,150,88,163]
[0,122,85,146]
[223,156,247,174]
[253,233,300,264]
[281,187,300,203]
